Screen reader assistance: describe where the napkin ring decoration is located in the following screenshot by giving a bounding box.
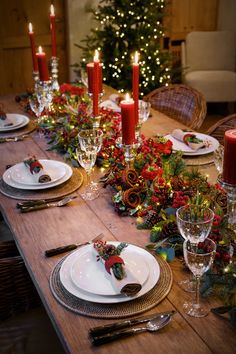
[24,155,51,183]
[0,110,13,127]
[172,128,206,151]
[94,240,142,296]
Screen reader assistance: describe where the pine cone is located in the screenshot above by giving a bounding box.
[137,210,162,229]
[170,176,185,190]
[161,221,180,238]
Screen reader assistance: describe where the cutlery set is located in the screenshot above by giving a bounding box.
[0,134,29,143]
[89,311,176,345]
[16,195,77,213]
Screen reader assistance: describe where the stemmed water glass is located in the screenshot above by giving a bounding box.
[183,238,216,317]
[136,100,151,138]
[176,204,214,292]
[76,149,98,200]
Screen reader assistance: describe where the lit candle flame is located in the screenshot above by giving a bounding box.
[50,4,55,16]
[134,51,139,64]
[94,49,99,61]
[28,23,33,33]
[38,46,43,54]
[125,93,130,101]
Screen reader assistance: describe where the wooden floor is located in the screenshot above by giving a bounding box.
[200,102,235,132]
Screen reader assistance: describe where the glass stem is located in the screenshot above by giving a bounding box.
[195,276,200,308]
[86,170,91,187]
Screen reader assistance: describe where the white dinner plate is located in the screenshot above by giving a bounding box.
[165,133,219,156]
[10,160,67,186]
[0,114,29,132]
[70,244,150,296]
[2,160,73,190]
[60,242,160,304]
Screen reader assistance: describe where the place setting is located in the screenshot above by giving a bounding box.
[165,128,220,166]
[49,239,173,319]
[0,155,83,202]
[0,106,36,141]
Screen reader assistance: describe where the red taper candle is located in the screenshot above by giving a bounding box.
[120,93,135,145]
[93,50,100,116]
[36,46,49,81]
[132,51,139,125]
[50,4,57,57]
[86,63,103,94]
[223,129,236,185]
[28,23,38,72]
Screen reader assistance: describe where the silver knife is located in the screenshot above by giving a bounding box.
[89,310,176,337]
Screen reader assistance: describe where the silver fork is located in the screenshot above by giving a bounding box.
[0,134,29,143]
[19,195,77,213]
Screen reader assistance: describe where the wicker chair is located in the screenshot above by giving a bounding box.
[0,240,41,321]
[206,114,236,146]
[144,84,207,130]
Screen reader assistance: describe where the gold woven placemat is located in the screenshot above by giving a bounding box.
[49,255,173,319]
[0,120,36,138]
[0,169,83,201]
[184,153,214,166]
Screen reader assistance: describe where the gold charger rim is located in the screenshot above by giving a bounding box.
[0,168,83,201]
[49,254,173,319]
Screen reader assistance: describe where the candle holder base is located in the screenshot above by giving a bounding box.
[32,71,39,85]
[116,137,141,167]
[50,56,59,91]
[217,174,236,232]
[92,115,101,128]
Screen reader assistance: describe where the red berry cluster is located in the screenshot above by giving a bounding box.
[172,191,189,208]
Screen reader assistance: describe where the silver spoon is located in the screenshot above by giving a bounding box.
[92,313,173,346]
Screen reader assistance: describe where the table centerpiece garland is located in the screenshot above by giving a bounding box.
[16,83,236,306]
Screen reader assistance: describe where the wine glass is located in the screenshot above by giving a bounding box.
[213,145,224,174]
[76,149,99,200]
[29,95,45,138]
[78,128,103,153]
[136,100,151,138]
[183,238,216,317]
[176,204,214,292]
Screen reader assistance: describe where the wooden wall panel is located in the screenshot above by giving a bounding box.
[0,0,68,95]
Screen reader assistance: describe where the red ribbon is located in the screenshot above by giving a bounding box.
[104,255,124,274]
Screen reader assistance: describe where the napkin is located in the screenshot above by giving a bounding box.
[100,100,121,112]
[24,156,51,183]
[94,241,142,296]
[0,111,13,127]
[171,129,205,150]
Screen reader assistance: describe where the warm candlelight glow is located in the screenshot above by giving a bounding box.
[134,51,139,64]
[38,46,43,54]
[94,49,99,61]
[28,23,33,33]
[125,93,130,101]
[50,4,55,16]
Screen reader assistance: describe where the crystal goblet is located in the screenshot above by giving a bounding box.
[183,238,216,317]
[176,204,214,292]
[76,149,99,201]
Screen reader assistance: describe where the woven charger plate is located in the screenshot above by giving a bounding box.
[0,119,36,138]
[184,153,214,166]
[0,168,83,201]
[50,255,173,319]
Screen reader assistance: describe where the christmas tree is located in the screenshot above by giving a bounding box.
[76,0,172,97]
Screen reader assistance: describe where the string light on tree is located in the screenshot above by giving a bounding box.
[79,0,172,96]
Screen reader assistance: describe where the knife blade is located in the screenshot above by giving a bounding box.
[89,310,176,337]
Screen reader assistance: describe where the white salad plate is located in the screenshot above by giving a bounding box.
[70,244,150,296]
[10,160,67,186]
[60,242,160,304]
[2,160,73,190]
[165,133,219,156]
[0,114,29,132]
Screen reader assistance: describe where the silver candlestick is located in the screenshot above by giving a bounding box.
[50,56,59,91]
[116,137,141,167]
[218,174,236,231]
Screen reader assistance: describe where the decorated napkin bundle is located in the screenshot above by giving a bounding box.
[24,156,51,183]
[94,240,142,296]
[0,110,13,127]
[172,129,206,150]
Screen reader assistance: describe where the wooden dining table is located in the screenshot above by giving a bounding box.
[0,91,235,354]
